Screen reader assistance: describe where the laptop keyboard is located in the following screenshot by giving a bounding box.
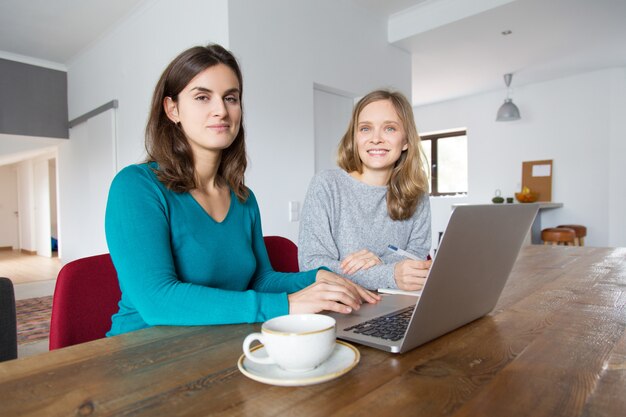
[344,306,414,342]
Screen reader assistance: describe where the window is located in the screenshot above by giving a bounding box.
[421,129,468,196]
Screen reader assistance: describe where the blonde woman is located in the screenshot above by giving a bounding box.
[299,90,432,291]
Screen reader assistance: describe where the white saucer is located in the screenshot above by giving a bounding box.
[237,340,360,386]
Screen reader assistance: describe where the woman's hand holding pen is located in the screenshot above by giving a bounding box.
[340,249,382,275]
[288,270,380,315]
[394,259,432,291]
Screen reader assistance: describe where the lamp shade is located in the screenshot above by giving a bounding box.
[496,98,521,121]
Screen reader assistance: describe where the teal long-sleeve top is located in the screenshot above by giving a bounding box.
[105,163,317,336]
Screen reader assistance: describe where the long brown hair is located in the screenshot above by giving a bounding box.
[337,90,429,220]
[145,44,248,202]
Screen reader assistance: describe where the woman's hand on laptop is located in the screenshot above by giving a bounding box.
[288,270,380,314]
[316,269,380,304]
[340,249,382,275]
[394,259,432,291]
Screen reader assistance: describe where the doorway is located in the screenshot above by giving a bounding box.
[313,85,355,173]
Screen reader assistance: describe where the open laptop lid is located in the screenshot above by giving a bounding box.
[399,203,539,352]
[331,203,538,353]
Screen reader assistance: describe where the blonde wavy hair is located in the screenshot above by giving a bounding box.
[337,90,429,221]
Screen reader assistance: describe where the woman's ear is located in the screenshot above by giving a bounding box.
[402,140,409,151]
[163,97,179,123]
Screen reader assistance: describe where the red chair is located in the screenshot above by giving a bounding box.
[264,235,299,273]
[49,254,121,350]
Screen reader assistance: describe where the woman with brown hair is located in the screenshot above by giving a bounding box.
[105,44,378,336]
[299,90,432,291]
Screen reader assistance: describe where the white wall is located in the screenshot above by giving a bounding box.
[58,110,116,261]
[64,0,229,261]
[68,0,229,168]
[49,159,58,239]
[415,68,626,247]
[229,0,411,241]
[33,157,52,257]
[608,68,626,247]
[16,150,57,257]
[62,0,410,259]
[314,87,355,173]
[16,160,35,251]
[0,165,18,248]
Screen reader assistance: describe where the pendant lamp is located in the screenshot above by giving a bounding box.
[496,73,521,121]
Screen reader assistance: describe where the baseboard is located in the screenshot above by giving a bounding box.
[20,249,37,255]
[0,246,13,251]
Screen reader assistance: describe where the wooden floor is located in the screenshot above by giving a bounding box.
[0,250,62,285]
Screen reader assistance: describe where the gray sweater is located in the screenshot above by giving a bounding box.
[298,169,431,289]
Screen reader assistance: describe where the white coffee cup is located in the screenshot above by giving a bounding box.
[242,314,336,372]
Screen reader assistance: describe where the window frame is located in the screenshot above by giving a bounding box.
[421,129,468,196]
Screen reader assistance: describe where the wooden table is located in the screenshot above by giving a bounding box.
[1,246,625,416]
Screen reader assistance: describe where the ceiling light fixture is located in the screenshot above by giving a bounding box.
[496,73,521,122]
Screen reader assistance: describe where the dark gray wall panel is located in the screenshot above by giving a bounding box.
[0,59,69,139]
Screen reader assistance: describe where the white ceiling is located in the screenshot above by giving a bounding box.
[0,0,145,66]
[352,0,626,105]
[0,0,625,107]
[351,0,431,16]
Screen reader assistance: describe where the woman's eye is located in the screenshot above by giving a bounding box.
[359,127,370,132]
[195,95,209,101]
[225,96,240,104]
[385,126,396,132]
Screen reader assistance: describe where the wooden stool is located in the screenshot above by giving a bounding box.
[557,224,587,246]
[541,227,576,246]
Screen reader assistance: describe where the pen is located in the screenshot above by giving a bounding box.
[387,245,420,261]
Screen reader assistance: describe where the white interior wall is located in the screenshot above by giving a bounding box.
[49,159,58,239]
[68,0,229,168]
[64,0,229,260]
[0,165,18,248]
[414,67,626,247]
[313,88,355,174]
[33,157,52,257]
[229,0,411,241]
[608,68,626,247]
[16,160,35,251]
[58,110,116,262]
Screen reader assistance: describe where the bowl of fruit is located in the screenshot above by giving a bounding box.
[515,187,539,203]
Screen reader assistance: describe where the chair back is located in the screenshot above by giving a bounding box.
[0,277,17,361]
[49,254,121,350]
[264,236,299,273]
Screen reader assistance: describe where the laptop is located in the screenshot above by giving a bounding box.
[327,203,539,353]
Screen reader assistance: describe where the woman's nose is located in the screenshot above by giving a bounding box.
[211,99,227,116]
[370,130,383,143]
